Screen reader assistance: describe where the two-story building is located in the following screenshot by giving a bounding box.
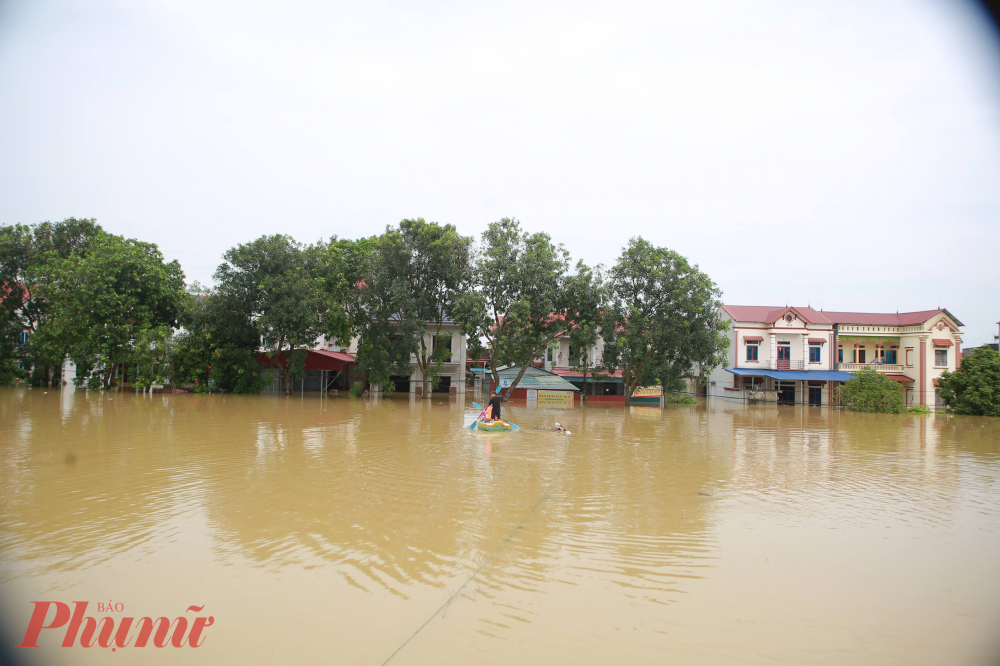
[708,305,964,407]
[319,319,468,395]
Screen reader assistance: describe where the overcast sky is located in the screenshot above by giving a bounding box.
[1,0,999,344]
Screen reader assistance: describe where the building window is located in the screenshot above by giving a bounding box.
[746,342,758,361]
[935,348,948,367]
[809,345,821,363]
[854,348,866,364]
[432,335,453,362]
[547,348,553,361]
[18,331,29,344]
[838,346,843,363]
[885,350,897,364]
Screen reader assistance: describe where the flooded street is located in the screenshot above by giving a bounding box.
[1,387,999,665]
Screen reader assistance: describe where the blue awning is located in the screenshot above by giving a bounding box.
[727,368,856,382]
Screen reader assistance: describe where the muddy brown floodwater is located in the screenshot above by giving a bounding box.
[1,387,999,665]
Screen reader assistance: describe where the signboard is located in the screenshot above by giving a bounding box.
[526,389,538,404]
[537,390,574,407]
[630,385,663,406]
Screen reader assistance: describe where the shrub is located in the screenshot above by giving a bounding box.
[937,348,1000,416]
[382,380,396,397]
[664,392,697,404]
[349,381,364,398]
[906,405,931,416]
[838,367,904,413]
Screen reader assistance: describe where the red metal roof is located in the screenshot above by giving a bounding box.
[932,339,953,347]
[311,349,356,362]
[256,349,355,371]
[886,374,914,382]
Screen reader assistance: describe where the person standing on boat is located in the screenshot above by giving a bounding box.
[487,393,503,422]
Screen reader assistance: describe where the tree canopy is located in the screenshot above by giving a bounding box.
[454,218,572,397]
[41,230,185,388]
[214,234,350,395]
[937,348,1000,416]
[374,219,472,397]
[837,367,905,413]
[599,237,728,402]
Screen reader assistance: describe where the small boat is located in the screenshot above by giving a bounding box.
[477,419,513,432]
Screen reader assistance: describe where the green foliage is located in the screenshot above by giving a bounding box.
[342,236,418,389]
[664,393,697,404]
[937,348,1000,416]
[0,218,103,385]
[215,234,350,395]
[453,218,573,397]
[349,381,365,398]
[25,228,184,388]
[381,379,396,397]
[599,237,728,403]
[906,405,931,415]
[168,287,271,394]
[365,219,472,398]
[837,367,904,413]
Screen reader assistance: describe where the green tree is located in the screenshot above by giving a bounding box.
[599,237,728,403]
[376,219,473,397]
[937,348,1000,416]
[169,284,271,394]
[215,234,350,395]
[453,218,571,398]
[837,367,905,413]
[343,236,419,392]
[0,218,102,385]
[37,231,185,388]
[564,261,606,402]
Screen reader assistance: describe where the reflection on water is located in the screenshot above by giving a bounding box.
[1,388,999,665]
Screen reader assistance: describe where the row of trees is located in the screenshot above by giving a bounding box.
[1,217,730,401]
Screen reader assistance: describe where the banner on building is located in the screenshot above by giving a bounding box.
[630,385,663,405]
[536,390,574,407]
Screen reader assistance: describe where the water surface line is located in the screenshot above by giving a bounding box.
[380,441,571,665]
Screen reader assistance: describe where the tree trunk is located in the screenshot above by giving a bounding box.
[45,363,53,388]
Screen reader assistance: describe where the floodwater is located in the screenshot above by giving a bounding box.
[1,388,999,666]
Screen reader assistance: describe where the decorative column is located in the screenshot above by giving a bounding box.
[802,335,809,368]
[769,333,777,370]
[919,336,927,406]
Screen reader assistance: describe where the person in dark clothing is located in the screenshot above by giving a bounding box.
[487,394,503,421]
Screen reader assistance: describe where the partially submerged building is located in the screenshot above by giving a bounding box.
[488,365,581,405]
[708,305,964,407]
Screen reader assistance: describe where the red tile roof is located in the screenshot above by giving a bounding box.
[932,339,953,347]
[722,305,962,327]
[721,305,832,324]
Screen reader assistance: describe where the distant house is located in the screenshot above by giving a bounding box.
[489,365,581,405]
[318,319,468,395]
[707,305,964,407]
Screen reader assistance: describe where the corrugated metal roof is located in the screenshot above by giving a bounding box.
[494,365,580,391]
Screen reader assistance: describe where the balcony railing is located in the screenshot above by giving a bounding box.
[836,362,904,373]
[774,360,804,371]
